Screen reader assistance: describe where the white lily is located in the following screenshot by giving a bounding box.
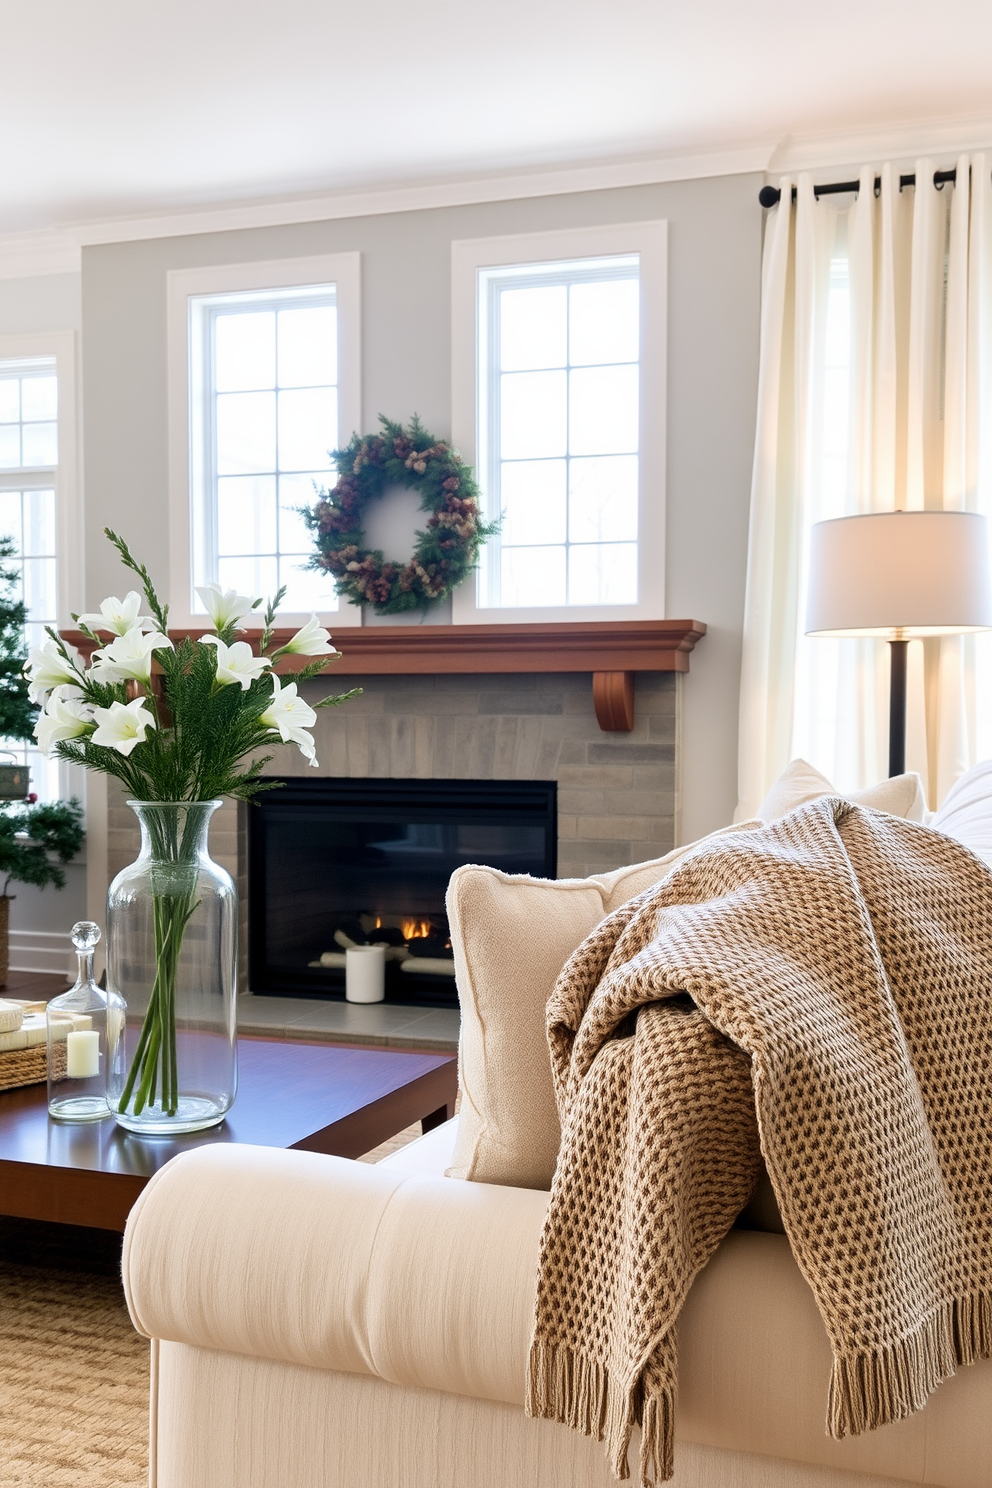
[90,627,173,685]
[35,692,93,757]
[277,614,338,658]
[24,641,82,704]
[196,583,259,633]
[285,723,319,767]
[260,673,318,743]
[90,697,157,757]
[201,636,272,691]
[77,592,152,637]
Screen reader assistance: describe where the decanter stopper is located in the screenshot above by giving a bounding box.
[70,921,101,986]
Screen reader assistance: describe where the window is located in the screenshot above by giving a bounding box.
[168,255,362,627]
[452,223,666,624]
[0,342,77,803]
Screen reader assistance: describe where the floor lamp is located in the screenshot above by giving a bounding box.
[805,511,992,777]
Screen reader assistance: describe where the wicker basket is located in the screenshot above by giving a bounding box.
[0,1044,47,1092]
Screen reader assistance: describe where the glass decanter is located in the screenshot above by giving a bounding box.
[47,921,124,1123]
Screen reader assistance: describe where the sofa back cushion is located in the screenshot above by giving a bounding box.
[756,758,926,824]
[930,758,992,866]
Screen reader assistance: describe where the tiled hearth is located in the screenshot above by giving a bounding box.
[105,669,680,1025]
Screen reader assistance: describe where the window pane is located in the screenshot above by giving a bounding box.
[25,621,49,656]
[21,422,57,466]
[217,554,278,601]
[500,545,566,607]
[21,374,58,421]
[568,542,637,605]
[23,489,56,555]
[215,311,275,393]
[278,387,336,472]
[499,286,567,371]
[569,456,638,543]
[569,365,638,456]
[278,474,321,553]
[216,391,276,475]
[277,306,337,388]
[0,491,23,550]
[0,379,18,422]
[500,370,567,460]
[500,460,566,545]
[26,747,60,803]
[569,279,639,366]
[217,476,277,556]
[0,427,20,468]
[23,557,56,620]
[278,555,339,612]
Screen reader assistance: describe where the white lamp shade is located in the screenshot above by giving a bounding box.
[805,511,992,638]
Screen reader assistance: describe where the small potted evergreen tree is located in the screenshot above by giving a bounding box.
[0,536,83,984]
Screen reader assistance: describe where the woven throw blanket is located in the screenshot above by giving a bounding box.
[526,798,992,1485]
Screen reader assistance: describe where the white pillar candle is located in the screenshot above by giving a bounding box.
[66,1029,100,1079]
[345,945,386,1003]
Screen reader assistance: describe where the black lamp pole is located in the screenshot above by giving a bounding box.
[888,639,908,777]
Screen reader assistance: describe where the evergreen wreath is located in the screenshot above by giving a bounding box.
[304,415,498,616]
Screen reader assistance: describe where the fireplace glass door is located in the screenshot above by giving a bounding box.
[248,777,557,1006]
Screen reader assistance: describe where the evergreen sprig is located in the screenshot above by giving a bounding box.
[48,531,359,803]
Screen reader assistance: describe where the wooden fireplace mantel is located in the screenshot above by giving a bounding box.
[64,619,706,732]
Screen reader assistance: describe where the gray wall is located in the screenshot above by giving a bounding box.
[81,173,762,842]
[0,272,81,336]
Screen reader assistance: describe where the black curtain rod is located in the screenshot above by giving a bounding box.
[758,168,957,209]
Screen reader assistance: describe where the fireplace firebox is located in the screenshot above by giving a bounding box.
[248,777,557,1006]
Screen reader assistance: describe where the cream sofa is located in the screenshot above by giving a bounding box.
[123,1120,992,1488]
[122,763,992,1488]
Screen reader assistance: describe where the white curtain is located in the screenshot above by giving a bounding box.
[737,156,992,817]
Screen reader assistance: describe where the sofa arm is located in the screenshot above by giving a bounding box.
[123,1144,550,1406]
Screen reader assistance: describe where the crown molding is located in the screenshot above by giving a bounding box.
[769,111,992,176]
[60,141,774,250]
[0,230,80,281]
[7,109,992,278]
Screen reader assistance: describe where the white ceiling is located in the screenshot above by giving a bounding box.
[3,0,992,237]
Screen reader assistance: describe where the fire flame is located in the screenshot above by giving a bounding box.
[402,918,432,941]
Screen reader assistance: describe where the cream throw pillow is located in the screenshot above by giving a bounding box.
[756,758,926,824]
[445,825,754,1190]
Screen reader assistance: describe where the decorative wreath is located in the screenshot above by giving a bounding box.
[305,416,497,616]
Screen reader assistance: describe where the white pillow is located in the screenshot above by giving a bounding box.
[757,758,926,825]
[931,760,992,867]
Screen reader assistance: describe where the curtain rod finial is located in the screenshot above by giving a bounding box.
[759,185,782,209]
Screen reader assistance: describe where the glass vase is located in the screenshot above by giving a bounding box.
[106,800,237,1135]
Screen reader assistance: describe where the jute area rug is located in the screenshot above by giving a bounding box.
[0,1122,421,1487]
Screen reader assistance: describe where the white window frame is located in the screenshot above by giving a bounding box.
[167,253,362,630]
[0,330,82,813]
[451,221,667,625]
[0,330,81,626]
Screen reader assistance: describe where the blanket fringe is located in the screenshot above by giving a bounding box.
[526,1340,675,1485]
[828,1292,992,1438]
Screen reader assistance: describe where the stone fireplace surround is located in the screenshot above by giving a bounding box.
[94,619,701,996]
[106,669,680,992]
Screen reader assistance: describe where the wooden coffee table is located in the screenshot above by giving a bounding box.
[0,1035,457,1232]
